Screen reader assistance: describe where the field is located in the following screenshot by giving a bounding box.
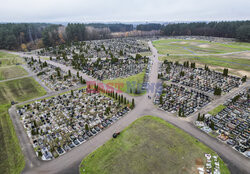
[0,77,47,105]
[155,39,250,76]
[0,104,25,174]
[153,39,250,55]
[103,70,146,96]
[208,105,226,116]
[0,51,28,80]
[40,57,50,61]
[0,77,47,174]
[79,116,229,174]
[139,51,152,56]
[0,51,24,67]
[159,55,250,72]
[0,66,28,80]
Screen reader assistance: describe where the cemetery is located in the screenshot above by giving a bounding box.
[17,88,131,160]
[48,53,150,81]
[25,57,85,91]
[196,89,250,158]
[155,83,211,116]
[82,55,149,81]
[38,38,150,60]
[158,60,243,95]
[103,58,152,95]
[36,38,151,81]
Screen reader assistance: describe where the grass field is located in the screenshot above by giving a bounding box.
[0,77,47,174]
[40,57,50,61]
[79,116,230,174]
[103,70,146,96]
[153,39,250,55]
[0,77,47,105]
[139,52,152,56]
[159,55,250,72]
[0,51,21,59]
[0,51,23,67]
[208,105,226,116]
[0,66,28,80]
[0,104,25,174]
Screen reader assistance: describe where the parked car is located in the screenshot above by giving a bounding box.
[113,132,120,138]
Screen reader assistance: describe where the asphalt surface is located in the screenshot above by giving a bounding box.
[7,43,250,174]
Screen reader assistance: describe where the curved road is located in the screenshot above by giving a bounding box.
[8,43,250,174]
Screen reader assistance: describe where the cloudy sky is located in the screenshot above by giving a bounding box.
[0,0,249,23]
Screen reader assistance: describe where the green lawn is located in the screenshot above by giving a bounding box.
[0,77,47,105]
[103,70,146,96]
[159,55,250,72]
[208,105,226,116]
[0,51,23,67]
[0,66,28,80]
[0,77,47,174]
[153,39,250,55]
[139,52,152,56]
[80,116,230,174]
[0,52,20,59]
[0,104,25,174]
[40,57,50,61]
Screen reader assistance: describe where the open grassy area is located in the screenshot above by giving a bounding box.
[159,55,250,72]
[0,51,20,59]
[0,77,47,105]
[80,116,230,174]
[0,51,23,67]
[139,52,152,56]
[153,39,250,55]
[40,57,50,61]
[0,77,47,174]
[0,104,25,174]
[103,70,146,96]
[208,105,226,116]
[0,66,28,80]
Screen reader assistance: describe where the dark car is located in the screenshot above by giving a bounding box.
[113,132,120,138]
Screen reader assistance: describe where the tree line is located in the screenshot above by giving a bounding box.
[86,23,133,32]
[0,23,49,50]
[136,23,162,31]
[1,21,250,50]
[161,21,250,42]
[0,23,111,50]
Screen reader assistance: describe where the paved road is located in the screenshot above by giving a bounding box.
[7,43,250,174]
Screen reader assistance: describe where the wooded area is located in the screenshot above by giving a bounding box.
[1,21,250,50]
[136,23,162,31]
[161,21,250,42]
[86,23,133,32]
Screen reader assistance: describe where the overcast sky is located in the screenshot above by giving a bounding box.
[0,0,249,23]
